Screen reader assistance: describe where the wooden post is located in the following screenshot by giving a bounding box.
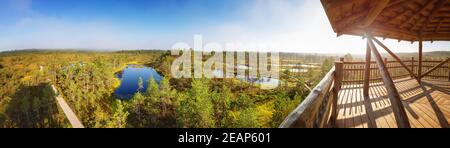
[448,60,450,82]
[364,39,371,97]
[331,61,344,127]
[418,37,423,82]
[411,57,415,78]
[367,35,411,128]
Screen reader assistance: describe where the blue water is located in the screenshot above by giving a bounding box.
[114,65,162,99]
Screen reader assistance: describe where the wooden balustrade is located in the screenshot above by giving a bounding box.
[280,66,341,128]
[341,59,450,85]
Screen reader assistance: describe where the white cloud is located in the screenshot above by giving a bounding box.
[199,0,449,54]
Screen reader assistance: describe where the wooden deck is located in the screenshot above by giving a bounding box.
[336,78,450,128]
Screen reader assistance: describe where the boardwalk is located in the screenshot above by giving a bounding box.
[50,85,84,128]
[336,78,450,128]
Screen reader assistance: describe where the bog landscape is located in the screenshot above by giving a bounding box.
[1,0,450,128]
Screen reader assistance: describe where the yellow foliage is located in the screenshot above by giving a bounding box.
[255,103,274,128]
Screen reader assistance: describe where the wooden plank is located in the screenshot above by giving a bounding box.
[368,35,411,128]
[380,91,399,128]
[411,103,441,127]
[337,85,349,127]
[400,0,437,28]
[356,87,369,128]
[364,86,377,128]
[416,101,447,128]
[371,84,392,128]
[408,103,436,128]
[419,0,447,32]
[351,84,362,128]
[345,83,355,128]
[404,102,424,128]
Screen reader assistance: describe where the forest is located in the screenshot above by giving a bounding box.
[0,50,335,128]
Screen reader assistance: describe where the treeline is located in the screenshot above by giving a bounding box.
[0,50,335,128]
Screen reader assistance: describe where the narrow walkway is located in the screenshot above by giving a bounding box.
[50,84,84,128]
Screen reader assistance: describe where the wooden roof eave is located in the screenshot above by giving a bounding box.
[321,0,450,42]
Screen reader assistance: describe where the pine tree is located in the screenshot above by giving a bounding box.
[146,77,159,101]
[177,79,215,128]
[130,92,146,127]
[138,77,144,92]
[158,77,177,127]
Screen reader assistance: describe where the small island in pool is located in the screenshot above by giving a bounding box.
[114,65,162,99]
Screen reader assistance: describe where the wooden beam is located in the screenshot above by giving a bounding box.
[385,0,411,9]
[419,0,446,32]
[421,58,450,77]
[400,0,437,28]
[435,18,444,33]
[360,0,391,28]
[386,9,411,25]
[372,37,419,80]
[336,11,369,32]
[325,0,362,15]
[371,23,420,37]
[422,33,450,41]
[418,36,423,81]
[383,0,417,25]
[409,17,425,31]
[364,38,371,97]
[367,34,411,128]
[326,0,361,8]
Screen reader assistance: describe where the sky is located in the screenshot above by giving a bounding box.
[0,0,449,54]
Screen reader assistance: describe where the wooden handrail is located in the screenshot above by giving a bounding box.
[340,59,450,84]
[421,58,450,78]
[280,66,336,128]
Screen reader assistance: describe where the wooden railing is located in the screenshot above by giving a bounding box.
[280,57,449,128]
[280,61,343,128]
[341,58,450,85]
